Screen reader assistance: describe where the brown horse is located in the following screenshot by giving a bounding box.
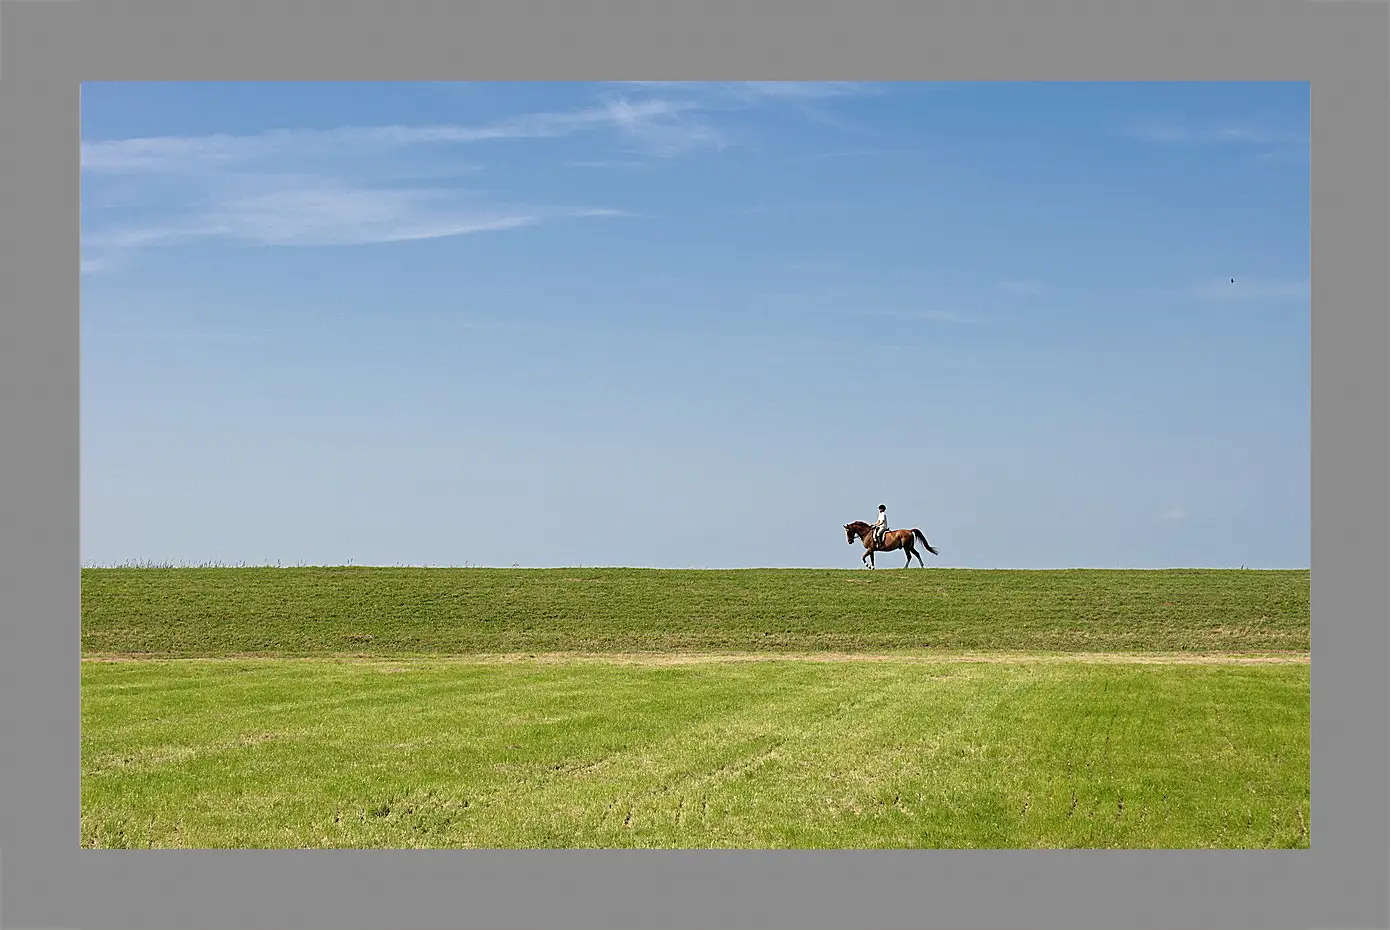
[843,520,939,569]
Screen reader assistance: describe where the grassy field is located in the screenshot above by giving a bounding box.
[80,567,1310,849]
[81,656,1308,849]
[81,567,1311,656]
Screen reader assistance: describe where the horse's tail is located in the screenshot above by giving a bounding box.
[913,528,939,556]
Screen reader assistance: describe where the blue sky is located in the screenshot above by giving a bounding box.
[80,82,1310,569]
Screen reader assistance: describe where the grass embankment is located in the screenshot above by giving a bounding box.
[80,567,1310,849]
[81,567,1311,657]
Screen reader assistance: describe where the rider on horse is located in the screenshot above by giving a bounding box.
[872,504,889,548]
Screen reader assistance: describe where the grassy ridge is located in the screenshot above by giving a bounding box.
[81,567,1310,657]
[81,657,1310,849]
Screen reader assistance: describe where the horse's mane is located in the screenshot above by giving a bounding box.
[846,520,871,530]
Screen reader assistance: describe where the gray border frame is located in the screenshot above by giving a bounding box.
[1,0,1383,927]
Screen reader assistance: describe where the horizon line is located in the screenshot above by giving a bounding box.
[79,562,1311,571]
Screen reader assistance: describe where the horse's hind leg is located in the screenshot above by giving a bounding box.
[904,545,913,568]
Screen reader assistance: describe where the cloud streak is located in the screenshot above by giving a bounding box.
[1125,120,1308,148]
[617,82,883,135]
[81,97,716,175]
[730,81,876,100]
[82,192,623,268]
[80,97,687,270]
[609,81,878,102]
[79,84,888,272]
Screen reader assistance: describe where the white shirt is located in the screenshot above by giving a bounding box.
[874,511,888,528]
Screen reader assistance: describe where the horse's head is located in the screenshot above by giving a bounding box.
[844,522,863,544]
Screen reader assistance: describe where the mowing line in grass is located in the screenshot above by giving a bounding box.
[82,657,1310,850]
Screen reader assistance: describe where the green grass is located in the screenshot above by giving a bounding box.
[80,567,1310,848]
[81,567,1310,657]
[81,656,1310,849]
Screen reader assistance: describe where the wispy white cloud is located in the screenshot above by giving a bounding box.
[1193,278,1309,301]
[611,81,877,101]
[745,81,861,95]
[85,188,622,255]
[1126,120,1308,148]
[1159,508,1188,522]
[724,81,881,102]
[82,186,624,271]
[80,254,120,275]
[81,98,713,175]
[604,82,882,136]
[80,98,678,269]
[600,97,728,157]
[79,84,887,271]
